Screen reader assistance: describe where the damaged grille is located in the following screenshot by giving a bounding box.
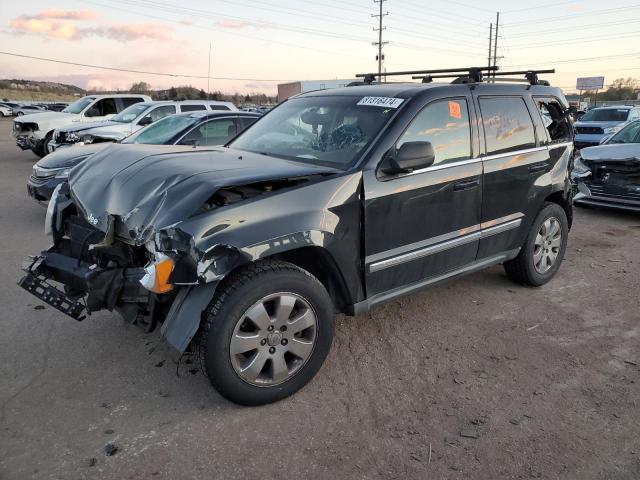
[576,126,603,135]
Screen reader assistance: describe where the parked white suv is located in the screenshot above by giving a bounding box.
[12,94,151,157]
[49,100,237,150]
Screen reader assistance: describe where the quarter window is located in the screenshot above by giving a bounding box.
[535,98,572,144]
[180,104,206,112]
[480,97,536,155]
[396,98,472,166]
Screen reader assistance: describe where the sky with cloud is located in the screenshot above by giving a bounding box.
[0,0,639,95]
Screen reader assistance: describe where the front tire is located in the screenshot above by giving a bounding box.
[504,202,568,286]
[198,260,335,406]
[32,132,52,158]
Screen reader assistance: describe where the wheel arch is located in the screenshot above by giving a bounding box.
[544,190,573,229]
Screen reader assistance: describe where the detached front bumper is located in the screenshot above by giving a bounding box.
[573,181,640,212]
[18,251,148,321]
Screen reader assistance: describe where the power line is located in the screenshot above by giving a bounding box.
[505,4,640,26]
[508,51,640,67]
[508,31,640,49]
[0,51,293,82]
[506,18,640,38]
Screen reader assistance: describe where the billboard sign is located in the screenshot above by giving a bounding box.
[576,77,605,90]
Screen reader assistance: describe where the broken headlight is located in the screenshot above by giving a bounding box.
[65,132,80,143]
[45,183,63,244]
[571,153,591,180]
[140,253,175,294]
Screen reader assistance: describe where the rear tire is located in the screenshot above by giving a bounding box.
[504,202,568,286]
[198,260,335,406]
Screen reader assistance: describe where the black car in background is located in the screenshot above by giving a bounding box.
[20,68,574,406]
[572,119,640,212]
[27,111,260,202]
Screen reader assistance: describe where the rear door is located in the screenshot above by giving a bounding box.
[363,94,482,297]
[475,95,549,259]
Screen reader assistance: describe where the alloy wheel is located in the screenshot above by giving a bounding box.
[533,217,562,274]
[229,292,317,386]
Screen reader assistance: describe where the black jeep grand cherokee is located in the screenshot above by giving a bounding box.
[20,68,574,405]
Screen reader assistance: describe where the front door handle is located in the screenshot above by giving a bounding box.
[453,177,480,191]
[529,162,549,174]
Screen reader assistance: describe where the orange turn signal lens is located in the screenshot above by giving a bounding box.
[140,254,175,294]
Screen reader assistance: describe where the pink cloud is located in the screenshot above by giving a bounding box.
[10,10,173,42]
[217,19,263,29]
[38,9,99,21]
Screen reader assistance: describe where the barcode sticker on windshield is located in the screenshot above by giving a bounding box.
[357,97,404,108]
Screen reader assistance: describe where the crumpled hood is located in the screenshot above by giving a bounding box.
[37,143,109,169]
[68,144,338,243]
[59,120,118,134]
[581,143,640,162]
[82,122,133,140]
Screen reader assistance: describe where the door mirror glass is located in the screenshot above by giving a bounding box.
[138,115,152,126]
[383,141,435,174]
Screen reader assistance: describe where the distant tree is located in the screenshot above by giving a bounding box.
[168,87,178,99]
[130,81,152,94]
[198,89,207,99]
[244,94,251,103]
[585,77,639,102]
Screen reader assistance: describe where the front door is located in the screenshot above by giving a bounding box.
[363,96,482,299]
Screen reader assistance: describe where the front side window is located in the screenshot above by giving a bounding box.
[111,103,150,123]
[480,97,536,155]
[580,108,629,122]
[535,98,571,143]
[85,98,118,117]
[63,97,95,114]
[120,97,144,109]
[209,105,230,110]
[147,105,177,122]
[122,115,196,145]
[229,95,399,168]
[607,120,640,144]
[396,98,472,166]
[178,118,237,146]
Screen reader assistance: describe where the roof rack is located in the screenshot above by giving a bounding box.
[354,67,555,86]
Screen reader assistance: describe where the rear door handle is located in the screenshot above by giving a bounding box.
[529,162,549,174]
[453,177,480,191]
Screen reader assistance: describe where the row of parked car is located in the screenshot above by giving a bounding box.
[0,101,68,118]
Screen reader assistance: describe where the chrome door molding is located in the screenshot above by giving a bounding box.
[367,213,523,273]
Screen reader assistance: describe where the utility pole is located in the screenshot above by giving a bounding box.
[207,42,212,96]
[488,23,493,78]
[492,12,500,78]
[372,0,388,81]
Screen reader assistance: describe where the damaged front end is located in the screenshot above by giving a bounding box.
[19,182,172,332]
[572,148,640,212]
[19,144,349,352]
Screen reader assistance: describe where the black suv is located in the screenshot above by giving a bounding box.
[20,68,574,405]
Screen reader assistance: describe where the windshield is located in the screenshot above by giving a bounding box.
[111,103,149,123]
[580,108,629,122]
[607,120,640,144]
[122,114,197,144]
[229,95,400,168]
[62,97,95,114]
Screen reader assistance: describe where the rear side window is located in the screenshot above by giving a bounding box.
[239,116,258,131]
[396,98,472,166]
[535,98,572,144]
[120,97,145,109]
[480,97,536,155]
[180,104,206,112]
[148,105,176,122]
[209,105,230,111]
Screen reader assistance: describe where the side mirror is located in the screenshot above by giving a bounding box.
[382,141,435,174]
[138,115,152,126]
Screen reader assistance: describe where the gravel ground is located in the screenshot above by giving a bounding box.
[1,117,639,479]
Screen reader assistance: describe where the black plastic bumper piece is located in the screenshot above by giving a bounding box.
[18,272,86,320]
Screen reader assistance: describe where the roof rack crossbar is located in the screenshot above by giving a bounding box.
[355,66,498,80]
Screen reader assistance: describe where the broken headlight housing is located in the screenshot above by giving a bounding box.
[140,252,175,293]
[571,152,591,180]
[65,132,80,143]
